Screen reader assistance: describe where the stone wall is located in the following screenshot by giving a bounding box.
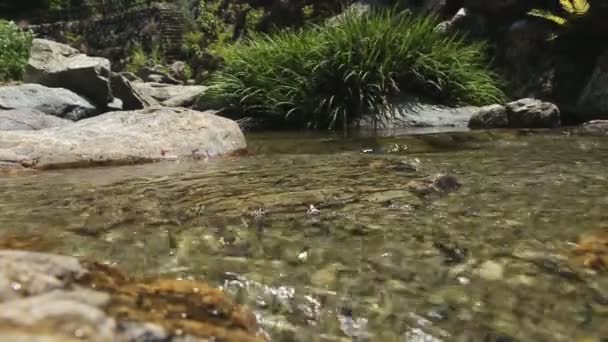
[28,4,183,71]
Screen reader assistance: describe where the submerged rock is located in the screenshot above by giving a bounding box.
[572,228,608,272]
[0,107,246,169]
[0,109,72,131]
[575,120,608,136]
[407,174,461,196]
[25,39,113,108]
[0,84,98,120]
[0,250,265,342]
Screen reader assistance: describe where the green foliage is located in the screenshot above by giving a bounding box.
[204,10,505,130]
[528,0,590,26]
[0,20,33,81]
[125,43,164,73]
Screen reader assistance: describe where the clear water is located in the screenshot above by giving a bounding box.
[1,130,607,341]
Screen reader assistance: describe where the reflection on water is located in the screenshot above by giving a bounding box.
[1,130,608,341]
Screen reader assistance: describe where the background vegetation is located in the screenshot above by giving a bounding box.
[204,9,505,130]
[0,20,33,81]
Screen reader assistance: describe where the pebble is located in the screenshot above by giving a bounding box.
[477,260,504,281]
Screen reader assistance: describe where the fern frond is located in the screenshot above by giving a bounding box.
[527,9,568,26]
[560,0,590,15]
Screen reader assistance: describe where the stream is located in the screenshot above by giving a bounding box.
[1,129,607,341]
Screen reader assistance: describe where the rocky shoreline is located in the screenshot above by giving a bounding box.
[0,249,266,342]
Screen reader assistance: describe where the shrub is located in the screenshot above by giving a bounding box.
[0,20,33,82]
[204,9,506,130]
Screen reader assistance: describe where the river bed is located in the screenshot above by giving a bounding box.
[1,130,607,341]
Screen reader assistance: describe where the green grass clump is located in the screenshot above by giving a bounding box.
[0,20,33,82]
[126,43,165,74]
[204,9,506,130]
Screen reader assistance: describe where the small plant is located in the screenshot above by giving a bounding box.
[125,43,165,73]
[204,10,505,130]
[0,20,33,82]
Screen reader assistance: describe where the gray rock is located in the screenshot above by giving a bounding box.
[0,84,98,121]
[577,50,608,121]
[506,98,560,128]
[357,97,479,132]
[469,99,560,129]
[0,109,72,131]
[24,39,113,108]
[136,66,180,84]
[162,87,207,108]
[0,107,246,169]
[0,290,116,342]
[574,120,608,136]
[120,71,143,83]
[133,82,206,103]
[168,61,190,82]
[110,73,158,110]
[440,7,488,40]
[0,250,86,302]
[468,104,508,129]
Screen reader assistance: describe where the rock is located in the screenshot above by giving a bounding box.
[168,61,191,82]
[162,86,207,108]
[0,289,116,341]
[469,99,560,129]
[0,250,86,301]
[136,66,180,84]
[576,120,608,135]
[476,260,504,281]
[133,82,207,103]
[120,71,142,82]
[572,228,608,272]
[467,104,508,129]
[356,97,479,130]
[506,98,560,128]
[0,250,264,342]
[577,50,608,121]
[0,84,98,121]
[408,174,461,196]
[24,39,113,108]
[110,73,158,110]
[0,109,72,131]
[0,107,246,169]
[440,7,488,40]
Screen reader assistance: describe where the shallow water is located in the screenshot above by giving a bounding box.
[1,130,607,341]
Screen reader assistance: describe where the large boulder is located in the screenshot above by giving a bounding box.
[0,109,72,131]
[109,73,158,110]
[468,98,560,129]
[577,50,608,122]
[0,250,264,342]
[24,39,113,109]
[0,84,98,121]
[0,107,246,169]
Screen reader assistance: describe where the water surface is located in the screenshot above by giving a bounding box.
[1,130,607,341]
